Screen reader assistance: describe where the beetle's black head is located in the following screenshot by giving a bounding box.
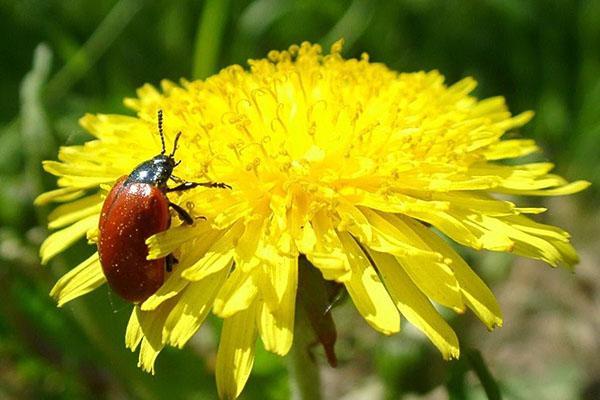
[125,111,181,188]
[127,154,176,188]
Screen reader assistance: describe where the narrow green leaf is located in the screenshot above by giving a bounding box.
[20,44,54,195]
[44,0,145,103]
[192,0,230,79]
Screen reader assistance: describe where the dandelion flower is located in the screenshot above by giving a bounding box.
[37,41,589,399]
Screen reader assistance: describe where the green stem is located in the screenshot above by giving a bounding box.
[321,0,375,50]
[288,305,322,400]
[192,0,230,79]
[465,348,502,400]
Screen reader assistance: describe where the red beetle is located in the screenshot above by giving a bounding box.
[98,110,229,303]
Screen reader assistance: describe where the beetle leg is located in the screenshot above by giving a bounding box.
[323,285,347,315]
[166,253,178,272]
[169,202,195,225]
[166,181,232,192]
[169,174,184,183]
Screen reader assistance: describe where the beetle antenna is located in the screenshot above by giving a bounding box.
[171,131,182,158]
[157,109,166,155]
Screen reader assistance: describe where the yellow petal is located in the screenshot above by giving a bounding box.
[138,338,163,375]
[235,217,266,261]
[502,215,579,268]
[256,257,297,355]
[213,201,252,229]
[338,231,400,335]
[494,110,535,130]
[79,113,147,139]
[514,207,547,214]
[146,224,212,260]
[47,194,103,229]
[143,230,226,310]
[296,219,317,254]
[359,207,445,258]
[258,255,297,306]
[135,300,176,374]
[336,200,372,242]
[474,215,570,267]
[356,190,434,214]
[183,249,235,282]
[216,302,258,400]
[503,214,570,242]
[433,192,516,217]
[470,95,507,118]
[450,76,477,94]
[34,187,86,205]
[482,139,539,160]
[141,269,189,311]
[375,212,464,311]
[552,240,579,268]
[366,248,460,359]
[288,188,310,241]
[304,211,352,281]
[50,252,105,307]
[40,214,98,264]
[402,218,502,329]
[427,175,502,192]
[497,180,590,196]
[43,160,114,187]
[164,267,229,348]
[182,224,242,281]
[254,216,295,266]
[397,207,481,249]
[125,306,143,351]
[122,84,162,112]
[86,228,99,244]
[213,265,258,318]
[420,207,510,252]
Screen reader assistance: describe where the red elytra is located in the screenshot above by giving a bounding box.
[97,110,229,303]
[98,176,170,302]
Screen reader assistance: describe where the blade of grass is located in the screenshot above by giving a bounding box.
[44,0,145,103]
[20,44,55,210]
[321,0,375,50]
[192,0,231,79]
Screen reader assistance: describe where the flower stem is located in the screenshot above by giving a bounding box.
[288,305,322,400]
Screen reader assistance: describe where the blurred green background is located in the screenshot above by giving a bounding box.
[1,0,599,399]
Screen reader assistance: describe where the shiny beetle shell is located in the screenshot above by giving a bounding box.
[98,176,171,303]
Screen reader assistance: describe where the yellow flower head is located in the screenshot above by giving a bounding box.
[37,41,589,399]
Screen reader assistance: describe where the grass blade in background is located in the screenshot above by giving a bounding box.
[44,0,145,103]
[192,0,231,79]
[19,44,55,224]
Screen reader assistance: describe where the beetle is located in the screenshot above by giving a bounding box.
[97,110,229,303]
